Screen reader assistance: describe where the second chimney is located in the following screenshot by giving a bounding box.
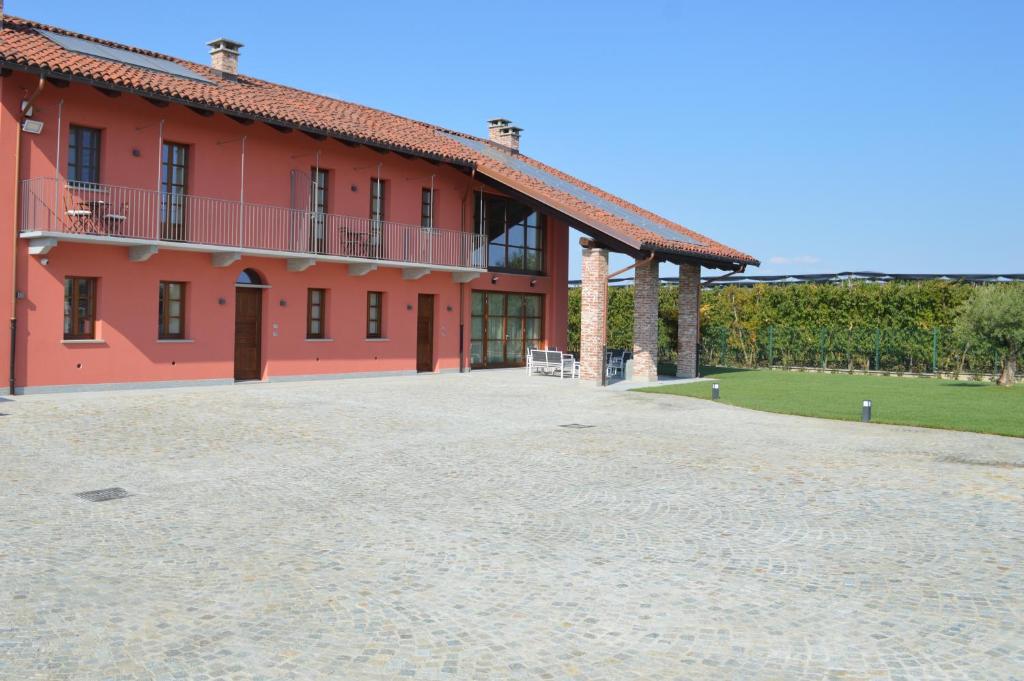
[207,38,244,76]
[488,118,522,152]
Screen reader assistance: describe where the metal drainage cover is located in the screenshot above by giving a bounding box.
[75,487,131,502]
[559,423,595,429]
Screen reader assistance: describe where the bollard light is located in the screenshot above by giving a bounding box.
[862,400,872,422]
[712,383,720,401]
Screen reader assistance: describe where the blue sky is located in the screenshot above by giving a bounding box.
[14,0,1023,279]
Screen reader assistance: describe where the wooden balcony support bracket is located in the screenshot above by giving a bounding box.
[401,267,431,281]
[347,263,378,277]
[211,251,243,268]
[286,257,316,272]
[127,245,159,262]
[452,271,480,284]
[28,237,59,256]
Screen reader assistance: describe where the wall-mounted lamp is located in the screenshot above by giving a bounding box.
[406,303,413,311]
[529,279,537,288]
[218,297,227,305]
[279,299,287,307]
[350,184,358,192]
[39,258,49,267]
[491,275,499,284]
[132,148,141,157]
[21,119,44,135]
[446,305,453,312]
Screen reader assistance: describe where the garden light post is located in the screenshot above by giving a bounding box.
[712,383,720,400]
[862,400,872,422]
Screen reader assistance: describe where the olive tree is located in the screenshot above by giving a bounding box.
[955,284,1024,386]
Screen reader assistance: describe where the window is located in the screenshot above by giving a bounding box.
[158,282,186,339]
[64,277,97,340]
[307,288,326,339]
[474,192,545,274]
[470,292,543,368]
[420,187,433,228]
[160,142,189,241]
[366,291,383,338]
[369,178,386,222]
[68,126,101,185]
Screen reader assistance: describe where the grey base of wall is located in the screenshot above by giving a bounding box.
[15,368,464,395]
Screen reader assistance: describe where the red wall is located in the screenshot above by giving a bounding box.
[0,73,569,391]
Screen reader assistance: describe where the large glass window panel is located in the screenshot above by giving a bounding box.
[487,340,504,363]
[488,244,506,269]
[486,293,505,313]
[471,292,484,315]
[506,316,524,342]
[507,294,524,317]
[526,250,541,272]
[480,193,544,273]
[507,223,525,248]
[487,316,504,340]
[506,247,526,271]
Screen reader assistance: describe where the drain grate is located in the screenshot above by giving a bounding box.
[75,487,131,502]
[559,423,595,429]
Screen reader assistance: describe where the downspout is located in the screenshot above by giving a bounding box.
[10,77,45,394]
[458,168,478,374]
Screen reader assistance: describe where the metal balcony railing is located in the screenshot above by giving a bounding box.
[19,177,487,270]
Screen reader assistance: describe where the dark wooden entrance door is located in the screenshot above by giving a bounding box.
[234,287,262,381]
[416,294,434,373]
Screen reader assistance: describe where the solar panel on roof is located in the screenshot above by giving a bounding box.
[443,132,701,247]
[38,30,213,84]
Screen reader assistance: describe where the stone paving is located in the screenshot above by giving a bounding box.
[1,370,1022,680]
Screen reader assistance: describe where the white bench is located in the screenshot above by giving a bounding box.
[528,349,578,379]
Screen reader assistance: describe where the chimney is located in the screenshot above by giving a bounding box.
[207,38,244,76]
[488,118,522,152]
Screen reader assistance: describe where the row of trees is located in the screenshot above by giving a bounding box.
[566,281,1023,385]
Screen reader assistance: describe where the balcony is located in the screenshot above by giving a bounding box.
[19,178,486,280]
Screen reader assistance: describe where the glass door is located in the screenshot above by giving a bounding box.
[470,292,543,368]
[160,142,189,241]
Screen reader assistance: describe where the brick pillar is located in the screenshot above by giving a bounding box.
[579,245,609,382]
[676,263,701,378]
[631,258,660,381]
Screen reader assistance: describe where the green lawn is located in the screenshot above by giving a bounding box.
[636,367,1024,438]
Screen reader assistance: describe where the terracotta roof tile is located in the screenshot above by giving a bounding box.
[0,15,758,267]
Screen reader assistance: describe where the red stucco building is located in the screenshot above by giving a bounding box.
[0,14,757,394]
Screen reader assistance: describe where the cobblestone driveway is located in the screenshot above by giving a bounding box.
[2,371,1023,680]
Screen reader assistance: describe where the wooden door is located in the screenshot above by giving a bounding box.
[234,287,262,381]
[416,294,434,373]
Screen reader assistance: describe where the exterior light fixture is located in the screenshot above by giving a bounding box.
[712,383,720,400]
[218,297,226,305]
[279,299,287,307]
[21,119,44,134]
[406,303,413,311]
[446,305,453,312]
[491,276,499,284]
[862,400,872,422]
[529,279,537,287]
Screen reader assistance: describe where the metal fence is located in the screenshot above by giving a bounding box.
[20,177,487,270]
[699,326,1006,377]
